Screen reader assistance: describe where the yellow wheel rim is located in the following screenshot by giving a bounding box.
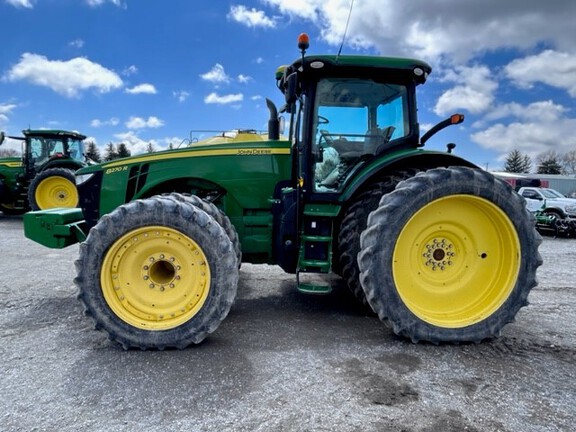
[35,176,78,209]
[101,226,211,330]
[393,195,520,328]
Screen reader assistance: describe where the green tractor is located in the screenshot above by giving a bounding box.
[0,129,87,214]
[24,35,542,349]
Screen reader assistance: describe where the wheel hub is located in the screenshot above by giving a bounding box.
[142,254,181,291]
[422,237,456,271]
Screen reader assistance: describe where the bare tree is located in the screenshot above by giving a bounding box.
[561,150,576,175]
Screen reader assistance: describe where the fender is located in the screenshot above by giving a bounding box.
[40,159,85,173]
[340,149,478,202]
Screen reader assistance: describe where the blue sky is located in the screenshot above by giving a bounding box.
[1,0,575,171]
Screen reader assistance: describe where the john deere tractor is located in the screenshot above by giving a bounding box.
[0,129,87,214]
[24,35,542,349]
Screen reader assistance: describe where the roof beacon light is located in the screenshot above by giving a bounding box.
[298,33,310,52]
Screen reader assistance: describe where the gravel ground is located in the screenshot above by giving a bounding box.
[0,214,575,432]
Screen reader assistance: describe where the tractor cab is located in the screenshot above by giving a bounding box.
[22,129,87,174]
[276,50,430,201]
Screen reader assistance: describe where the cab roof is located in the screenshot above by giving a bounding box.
[22,129,87,140]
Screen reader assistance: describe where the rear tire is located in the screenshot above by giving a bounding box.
[359,167,542,343]
[75,196,239,349]
[337,171,416,306]
[28,167,78,210]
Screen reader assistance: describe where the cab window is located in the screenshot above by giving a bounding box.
[312,78,409,192]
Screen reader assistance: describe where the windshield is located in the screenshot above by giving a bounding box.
[29,136,85,165]
[542,188,565,198]
[312,78,409,192]
[68,138,85,161]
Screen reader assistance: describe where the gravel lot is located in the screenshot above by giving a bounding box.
[1,214,575,432]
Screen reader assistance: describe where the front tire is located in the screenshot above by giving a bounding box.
[165,193,242,266]
[75,196,239,349]
[359,167,542,343]
[28,167,78,210]
[0,202,27,215]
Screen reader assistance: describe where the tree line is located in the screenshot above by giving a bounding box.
[504,149,576,175]
[84,141,171,163]
[0,140,170,160]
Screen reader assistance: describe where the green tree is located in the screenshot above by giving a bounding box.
[536,150,563,174]
[85,140,102,163]
[116,142,131,158]
[504,149,532,173]
[103,142,118,161]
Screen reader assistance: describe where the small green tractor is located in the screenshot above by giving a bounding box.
[24,35,542,349]
[0,129,87,214]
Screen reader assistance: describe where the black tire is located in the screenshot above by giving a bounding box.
[75,196,239,349]
[0,202,27,215]
[28,167,78,210]
[165,192,242,266]
[337,171,416,306]
[358,167,542,343]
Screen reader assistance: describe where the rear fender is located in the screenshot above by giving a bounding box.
[340,151,478,202]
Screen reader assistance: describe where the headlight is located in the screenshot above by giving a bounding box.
[564,205,576,215]
[76,173,94,186]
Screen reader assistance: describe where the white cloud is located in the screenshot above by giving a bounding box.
[255,57,264,64]
[251,95,263,101]
[69,39,85,49]
[480,100,567,124]
[5,0,33,8]
[173,91,190,103]
[238,74,252,83]
[264,0,318,21]
[471,100,576,158]
[91,117,119,128]
[264,0,576,62]
[0,104,12,126]
[0,103,17,116]
[200,64,230,84]
[125,83,157,95]
[204,92,244,105]
[113,131,152,155]
[125,116,165,129]
[86,0,125,8]
[505,50,576,97]
[228,5,276,28]
[3,53,123,98]
[434,65,498,116]
[122,65,138,76]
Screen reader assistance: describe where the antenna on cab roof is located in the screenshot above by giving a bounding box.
[337,0,355,60]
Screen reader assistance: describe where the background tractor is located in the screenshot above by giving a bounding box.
[0,129,87,214]
[24,35,542,349]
